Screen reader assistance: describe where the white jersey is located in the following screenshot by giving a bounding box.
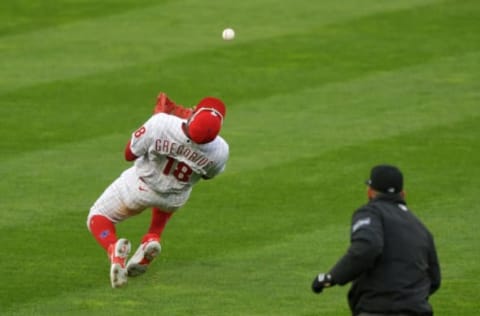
[130,113,229,195]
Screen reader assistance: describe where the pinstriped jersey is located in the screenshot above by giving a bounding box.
[130,113,229,194]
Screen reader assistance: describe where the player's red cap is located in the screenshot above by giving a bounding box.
[195,97,226,118]
[187,97,226,144]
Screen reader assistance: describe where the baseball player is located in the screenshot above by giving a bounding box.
[86,92,229,288]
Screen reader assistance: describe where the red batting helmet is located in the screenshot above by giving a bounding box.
[186,97,226,144]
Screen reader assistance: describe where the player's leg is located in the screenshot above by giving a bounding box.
[87,214,117,251]
[87,187,132,288]
[125,174,190,277]
[127,208,173,277]
[88,212,132,288]
[107,238,131,288]
[86,167,147,288]
[145,207,173,242]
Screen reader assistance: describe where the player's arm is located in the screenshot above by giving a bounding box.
[154,92,194,119]
[126,118,155,161]
[202,143,229,180]
[202,161,227,180]
[124,139,138,161]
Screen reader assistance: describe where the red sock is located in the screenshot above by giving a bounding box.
[88,215,118,251]
[142,208,173,243]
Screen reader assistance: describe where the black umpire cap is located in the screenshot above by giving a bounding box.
[366,164,403,194]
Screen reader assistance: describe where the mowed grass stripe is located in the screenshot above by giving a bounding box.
[2,115,478,315]
[156,0,479,103]
[0,97,477,230]
[175,116,480,258]
[0,49,478,227]
[0,0,163,37]
[2,114,477,256]
[227,53,480,171]
[0,0,438,94]
[1,0,478,158]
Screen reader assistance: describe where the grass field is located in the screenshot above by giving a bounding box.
[1,0,479,315]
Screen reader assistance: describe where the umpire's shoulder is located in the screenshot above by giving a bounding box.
[355,202,379,214]
[352,202,381,221]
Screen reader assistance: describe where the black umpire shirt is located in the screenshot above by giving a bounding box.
[329,194,441,316]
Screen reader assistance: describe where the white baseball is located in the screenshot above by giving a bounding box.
[222,28,235,41]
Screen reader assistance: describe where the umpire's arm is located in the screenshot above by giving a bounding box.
[328,208,383,285]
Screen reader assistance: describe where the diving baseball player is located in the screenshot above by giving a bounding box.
[86,93,229,288]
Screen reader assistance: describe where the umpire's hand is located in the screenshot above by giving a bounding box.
[311,273,333,293]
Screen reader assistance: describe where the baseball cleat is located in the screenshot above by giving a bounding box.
[127,240,161,277]
[108,238,131,288]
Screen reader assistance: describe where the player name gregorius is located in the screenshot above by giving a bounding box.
[155,139,214,168]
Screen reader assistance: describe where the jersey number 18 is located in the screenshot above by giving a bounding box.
[163,156,193,182]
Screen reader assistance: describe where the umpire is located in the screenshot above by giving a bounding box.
[311,165,441,316]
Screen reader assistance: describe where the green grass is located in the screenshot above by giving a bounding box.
[1,0,479,315]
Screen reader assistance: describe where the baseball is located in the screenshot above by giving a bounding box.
[222,28,235,41]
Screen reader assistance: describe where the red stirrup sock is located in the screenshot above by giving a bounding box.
[142,208,173,243]
[88,215,118,251]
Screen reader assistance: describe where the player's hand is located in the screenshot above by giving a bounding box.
[172,106,194,119]
[154,92,177,114]
[153,92,193,118]
[311,273,333,294]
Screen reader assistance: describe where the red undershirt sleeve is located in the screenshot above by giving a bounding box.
[124,140,138,161]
